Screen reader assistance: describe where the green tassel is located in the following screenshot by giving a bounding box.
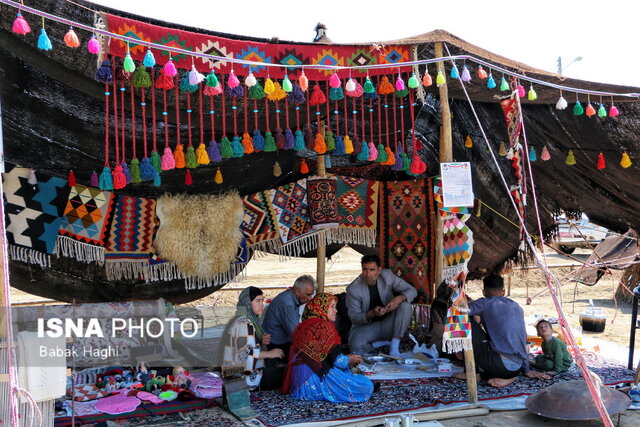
[408,73,419,89]
[123,53,136,73]
[375,144,388,162]
[132,66,151,88]
[394,88,409,98]
[500,77,509,91]
[232,136,244,157]
[363,78,375,93]
[573,101,584,116]
[282,75,293,92]
[220,136,233,158]
[130,158,141,183]
[205,71,219,87]
[249,82,266,99]
[150,150,162,172]
[264,131,276,152]
[325,131,336,151]
[186,146,198,168]
[597,104,607,117]
[401,152,411,171]
[329,87,344,101]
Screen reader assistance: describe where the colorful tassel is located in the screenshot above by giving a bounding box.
[500,76,509,91]
[409,155,427,175]
[284,128,295,150]
[161,147,175,170]
[573,101,584,116]
[334,135,345,155]
[225,83,245,98]
[232,136,244,157]
[422,72,433,87]
[140,157,156,181]
[517,84,525,98]
[395,75,406,91]
[111,165,125,189]
[597,104,607,118]
[64,27,81,48]
[264,78,275,94]
[273,161,282,177]
[329,72,341,88]
[565,150,576,165]
[189,65,205,85]
[205,71,219,87]
[274,128,286,150]
[245,72,257,87]
[382,147,395,165]
[460,65,471,82]
[99,166,113,191]
[87,35,100,54]
[264,131,277,152]
[314,133,327,154]
[90,171,99,187]
[288,84,305,103]
[375,144,387,162]
[123,52,135,73]
[300,159,310,174]
[401,152,411,172]
[249,82,266,99]
[252,130,265,151]
[357,141,370,161]
[363,77,375,93]
[585,103,596,117]
[266,82,286,101]
[436,70,446,87]
[407,73,419,89]
[241,132,254,154]
[67,170,76,187]
[220,136,233,158]
[367,142,378,161]
[294,129,305,151]
[204,81,223,96]
[450,65,460,79]
[527,86,537,101]
[487,74,496,89]
[121,161,132,185]
[299,71,309,92]
[194,143,210,164]
[540,145,551,161]
[38,28,53,51]
[528,146,537,162]
[498,142,507,157]
[620,151,632,168]
[329,87,344,101]
[282,75,293,92]
[609,104,620,117]
[207,140,222,163]
[464,135,473,148]
[227,70,240,88]
[156,69,175,89]
[378,76,395,95]
[150,150,162,172]
[596,152,606,169]
[27,169,37,185]
[477,66,488,79]
[214,168,223,183]
[174,144,186,168]
[343,135,354,154]
[95,60,113,83]
[345,78,356,92]
[13,13,31,35]
[184,170,192,185]
[309,84,327,105]
[391,147,403,171]
[132,65,151,87]
[163,60,177,78]
[346,81,364,98]
[556,94,568,110]
[325,130,336,151]
[186,145,199,167]
[143,49,156,67]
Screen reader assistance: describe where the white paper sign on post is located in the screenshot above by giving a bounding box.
[441,162,474,208]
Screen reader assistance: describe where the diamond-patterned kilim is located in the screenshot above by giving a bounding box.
[380,179,435,303]
[241,191,280,248]
[336,176,379,233]
[266,179,311,244]
[59,185,114,246]
[105,195,157,260]
[442,215,474,268]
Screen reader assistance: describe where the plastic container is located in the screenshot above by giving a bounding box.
[579,307,606,332]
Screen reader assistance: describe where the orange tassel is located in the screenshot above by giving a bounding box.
[174,144,186,168]
[314,133,327,154]
[382,147,395,165]
[300,159,309,174]
[196,143,210,164]
[267,82,287,101]
[597,153,606,170]
[214,168,223,184]
[422,73,433,87]
[585,103,596,117]
[377,76,395,95]
[241,132,254,154]
[620,151,632,168]
[465,135,473,148]
[64,28,81,48]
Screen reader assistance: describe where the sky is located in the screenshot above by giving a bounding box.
[87,0,639,88]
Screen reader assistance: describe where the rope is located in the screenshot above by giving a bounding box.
[141,87,147,158]
[129,82,135,159]
[112,77,119,164]
[199,85,204,145]
[151,72,157,153]
[174,77,181,147]
[186,92,193,146]
[103,84,109,166]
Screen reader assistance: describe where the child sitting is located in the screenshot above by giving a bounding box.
[533,319,573,374]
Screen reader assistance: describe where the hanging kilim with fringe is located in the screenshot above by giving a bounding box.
[241,191,281,253]
[104,195,157,281]
[328,176,379,248]
[380,178,435,303]
[2,165,68,268]
[307,175,339,230]
[56,185,115,265]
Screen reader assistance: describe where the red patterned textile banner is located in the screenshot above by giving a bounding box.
[105,13,413,79]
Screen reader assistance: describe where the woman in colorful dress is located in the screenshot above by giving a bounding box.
[282,293,374,402]
[221,286,284,389]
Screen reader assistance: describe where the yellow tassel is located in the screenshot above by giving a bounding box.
[273,161,282,177]
[476,200,482,217]
[620,151,632,168]
[314,133,327,154]
[498,142,507,156]
[264,78,275,94]
[241,132,254,154]
[174,144,186,168]
[465,135,473,148]
[267,82,286,101]
[196,143,210,164]
[565,150,576,165]
[214,167,223,184]
[343,135,354,154]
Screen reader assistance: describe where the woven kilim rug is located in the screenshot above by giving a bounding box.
[251,364,634,426]
[104,195,157,281]
[2,165,68,267]
[56,185,115,264]
[329,176,379,247]
[307,175,339,230]
[241,191,281,253]
[380,178,435,303]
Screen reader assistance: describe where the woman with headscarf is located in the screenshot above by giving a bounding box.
[221,286,284,389]
[281,293,375,402]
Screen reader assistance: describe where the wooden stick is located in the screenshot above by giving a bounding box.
[316,119,327,293]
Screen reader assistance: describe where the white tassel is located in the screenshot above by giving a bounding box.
[188,65,205,85]
[556,95,568,110]
[245,72,257,87]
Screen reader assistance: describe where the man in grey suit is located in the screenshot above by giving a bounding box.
[346,254,417,357]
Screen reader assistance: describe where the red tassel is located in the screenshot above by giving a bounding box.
[309,84,327,105]
[300,159,309,174]
[112,164,127,190]
[185,169,192,185]
[409,155,427,174]
[68,170,76,187]
[155,70,175,90]
[597,152,606,170]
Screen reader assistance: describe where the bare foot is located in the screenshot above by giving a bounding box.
[487,377,517,388]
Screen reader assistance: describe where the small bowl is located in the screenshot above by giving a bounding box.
[364,355,394,363]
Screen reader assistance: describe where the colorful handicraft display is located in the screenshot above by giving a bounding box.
[380,178,435,303]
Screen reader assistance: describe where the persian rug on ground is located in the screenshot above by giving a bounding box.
[379,178,435,303]
[329,176,379,248]
[104,195,157,281]
[2,165,69,268]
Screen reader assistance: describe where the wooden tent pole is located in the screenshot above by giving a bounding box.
[435,42,478,404]
[316,121,327,293]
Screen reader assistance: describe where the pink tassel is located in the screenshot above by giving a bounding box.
[329,72,341,88]
[228,70,240,88]
[609,105,619,117]
[87,35,100,54]
[12,13,31,35]
[163,60,177,78]
[299,71,309,92]
[395,75,405,91]
[517,84,525,97]
[367,142,378,161]
[540,145,551,161]
[161,147,176,170]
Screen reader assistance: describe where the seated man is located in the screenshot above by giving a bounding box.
[454,274,550,387]
[263,275,316,358]
[346,254,417,357]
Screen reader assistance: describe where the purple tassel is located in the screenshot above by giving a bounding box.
[225,84,245,98]
[287,84,306,104]
[95,60,113,83]
[121,161,132,184]
[207,140,222,163]
[391,148,404,171]
[284,128,295,150]
[90,170,99,187]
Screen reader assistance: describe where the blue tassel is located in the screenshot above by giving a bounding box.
[392,147,403,171]
[225,85,245,98]
[487,75,496,89]
[121,161,131,184]
[294,129,305,151]
[284,129,295,150]
[329,87,344,101]
[140,157,156,181]
[153,171,161,187]
[334,135,345,155]
[179,74,199,93]
[529,146,537,162]
[232,136,244,157]
[357,141,370,161]
[252,130,265,151]
[450,65,460,79]
[143,49,156,67]
[98,166,113,191]
[95,60,113,83]
[38,28,52,51]
[287,84,306,104]
[207,140,222,163]
[363,91,378,100]
[325,155,332,169]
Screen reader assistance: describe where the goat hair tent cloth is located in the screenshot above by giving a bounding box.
[2,165,69,268]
